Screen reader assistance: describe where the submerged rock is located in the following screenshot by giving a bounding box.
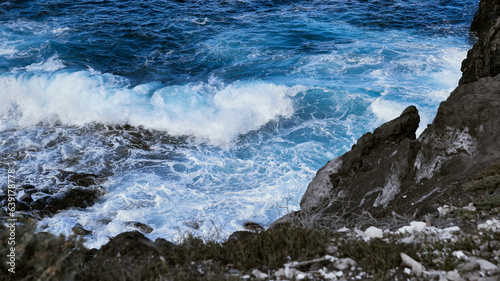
[125,221,154,234]
[72,226,92,236]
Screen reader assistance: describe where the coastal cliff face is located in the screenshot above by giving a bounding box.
[295,0,500,224]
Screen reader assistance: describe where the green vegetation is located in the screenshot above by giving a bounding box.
[464,175,500,192]
[170,224,329,271]
[339,233,482,281]
[463,160,500,210]
[464,161,500,192]
[474,193,500,210]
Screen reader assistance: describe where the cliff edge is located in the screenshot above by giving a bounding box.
[281,0,500,226]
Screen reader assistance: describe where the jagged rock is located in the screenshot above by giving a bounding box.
[460,0,500,85]
[31,187,106,216]
[299,106,420,218]
[279,0,500,226]
[57,171,105,187]
[243,221,265,232]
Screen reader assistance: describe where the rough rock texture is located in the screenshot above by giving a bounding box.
[300,106,421,218]
[2,171,107,217]
[291,0,500,225]
[460,0,500,85]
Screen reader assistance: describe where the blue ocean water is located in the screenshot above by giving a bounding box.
[0,0,479,247]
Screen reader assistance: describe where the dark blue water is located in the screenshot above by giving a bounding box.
[0,0,479,247]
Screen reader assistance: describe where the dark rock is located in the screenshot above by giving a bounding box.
[93,231,162,260]
[126,135,152,151]
[184,220,202,230]
[125,221,154,234]
[285,0,500,226]
[16,201,31,212]
[72,226,92,236]
[154,238,177,256]
[58,171,105,187]
[227,231,258,243]
[21,184,37,194]
[460,0,500,85]
[19,193,33,204]
[300,106,421,217]
[31,187,106,216]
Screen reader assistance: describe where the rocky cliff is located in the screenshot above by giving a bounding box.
[284,0,500,226]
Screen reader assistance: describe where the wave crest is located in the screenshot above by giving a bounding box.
[0,70,301,144]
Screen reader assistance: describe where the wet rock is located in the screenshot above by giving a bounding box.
[72,226,92,236]
[58,171,105,187]
[21,184,37,194]
[184,220,202,230]
[31,187,106,216]
[19,193,33,204]
[243,221,264,232]
[125,221,154,234]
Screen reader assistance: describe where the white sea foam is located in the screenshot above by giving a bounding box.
[0,70,301,144]
[368,98,407,123]
[0,45,18,57]
[11,55,66,72]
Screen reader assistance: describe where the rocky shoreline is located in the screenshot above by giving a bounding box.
[1,0,500,280]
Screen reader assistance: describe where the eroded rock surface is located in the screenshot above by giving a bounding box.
[290,0,500,225]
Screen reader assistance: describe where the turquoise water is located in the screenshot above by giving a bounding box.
[0,0,479,247]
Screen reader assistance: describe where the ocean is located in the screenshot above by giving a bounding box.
[0,0,479,248]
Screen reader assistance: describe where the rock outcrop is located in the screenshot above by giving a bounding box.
[288,0,500,226]
[461,0,500,85]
